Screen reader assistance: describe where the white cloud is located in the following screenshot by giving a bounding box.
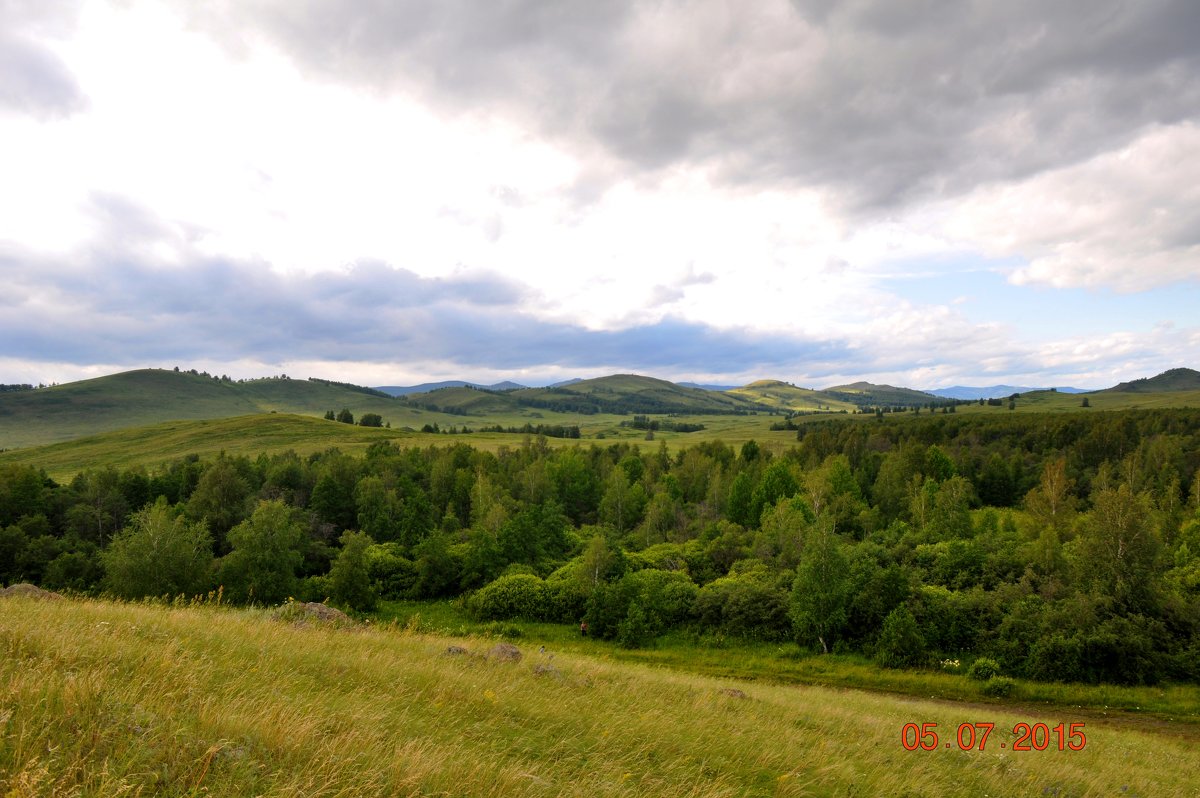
[944,123,1200,292]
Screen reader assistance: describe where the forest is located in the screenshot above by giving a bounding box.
[2,408,1199,688]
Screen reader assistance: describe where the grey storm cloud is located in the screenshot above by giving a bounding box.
[0,226,860,376]
[176,0,1200,212]
[0,2,86,117]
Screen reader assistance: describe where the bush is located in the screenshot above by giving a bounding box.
[469,573,550,621]
[966,657,1001,681]
[980,676,1017,698]
[875,606,926,669]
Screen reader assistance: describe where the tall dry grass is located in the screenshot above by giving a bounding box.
[2,596,1197,797]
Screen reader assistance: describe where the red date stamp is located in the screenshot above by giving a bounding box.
[901,722,1086,751]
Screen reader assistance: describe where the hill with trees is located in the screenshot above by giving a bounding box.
[0,369,455,450]
[1109,368,1200,393]
[509,374,774,415]
[726,380,857,413]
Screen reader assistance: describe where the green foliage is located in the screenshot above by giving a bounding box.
[218,500,306,604]
[789,523,851,653]
[469,573,551,621]
[365,542,416,599]
[336,408,354,424]
[358,413,383,428]
[875,607,926,669]
[966,657,1001,681]
[329,530,378,612]
[694,573,791,640]
[102,498,213,599]
[980,676,1017,698]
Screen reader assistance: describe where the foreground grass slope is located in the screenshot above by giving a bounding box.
[3,597,1199,797]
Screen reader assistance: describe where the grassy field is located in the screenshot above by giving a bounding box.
[0,413,804,481]
[4,595,1199,797]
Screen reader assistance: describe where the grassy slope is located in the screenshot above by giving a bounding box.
[514,374,771,414]
[0,370,457,450]
[953,388,1200,414]
[0,412,808,481]
[823,381,938,406]
[4,596,1198,798]
[726,380,857,412]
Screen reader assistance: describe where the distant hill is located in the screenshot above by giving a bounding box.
[374,380,526,396]
[726,380,857,412]
[512,374,772,415]
[927,385,1089,400]
[821,381,937,407]
[400,385,526,416]
[678,381,739,392]
[1108,368,1200,393]
[0,369,458,450]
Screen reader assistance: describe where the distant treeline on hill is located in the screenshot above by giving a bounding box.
[0,384,35,392]
[307,377,393,399]
[620,415,706,433]
[420,422,581,438]
[4,407,1200,687]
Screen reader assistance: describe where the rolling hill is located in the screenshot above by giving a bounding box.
[0,369,458,450]
[374,380,526,396]
[1108,367,1200,393]
[725,380,857,412]
[820,381,937,407]
[510,374,774,415]
[927,384,1089,400]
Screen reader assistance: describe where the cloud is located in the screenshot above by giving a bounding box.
[944,124,1200,292]
[176,0,1200,213]
[0,3,85,118]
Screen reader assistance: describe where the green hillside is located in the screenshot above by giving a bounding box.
[0,369,456,450]
[1109,367,1200,393]
[512,374,772,415]
[726,380,857,412]
[402,385,527,415]
[822,381,938,407]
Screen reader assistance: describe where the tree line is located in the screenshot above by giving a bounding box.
[1,408,1199,686]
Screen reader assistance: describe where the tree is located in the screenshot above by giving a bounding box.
[329,530,378,611]
[324,410,336,420]
[102,498,214,599]
[789,521,850,653]
[186,458,250,546]
[359,413,383,428]
[219,500,306,604]
[599,467,646,533]
[875,606,926,668]
[336,408,354,424]
[1073,484,1162,613]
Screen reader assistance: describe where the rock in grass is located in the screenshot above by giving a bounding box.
[719,688,748,699]
[488,642,522,662]
[0,583,64,600]
[272,601,350,625]
[445,645,471,656]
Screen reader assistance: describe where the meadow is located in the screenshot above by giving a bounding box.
[4,595,1199,797]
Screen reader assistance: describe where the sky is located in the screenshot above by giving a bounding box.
[2,0,1198,391]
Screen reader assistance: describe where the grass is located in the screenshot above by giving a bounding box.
[375,600,1200,730]
[0,413,803,481]
[4,595,1200,797]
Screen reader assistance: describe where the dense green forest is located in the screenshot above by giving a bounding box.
[3,409,1200,687]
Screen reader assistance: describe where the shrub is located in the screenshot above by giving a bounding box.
[966,657,1001,681]
[875,606,926,669]
[980,676,1017,698]
[469,573,550,621]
